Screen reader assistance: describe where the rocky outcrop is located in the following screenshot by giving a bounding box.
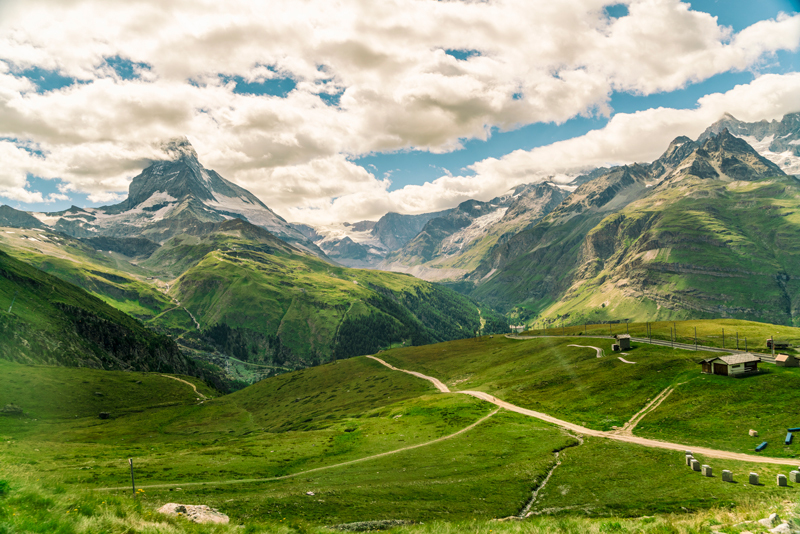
[157,503,229,524]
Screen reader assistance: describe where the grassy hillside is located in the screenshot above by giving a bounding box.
[5,337,800,529]
[524,318,800,352]
[379,333,800,457]
[536,176,800,326]
[164,222,507,369]
[0,221,507,380]
[0,247,194,374]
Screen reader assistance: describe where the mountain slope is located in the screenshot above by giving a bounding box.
[160,219,507,368]
[471,128,795,325]
[0,247,193,372]
[381,183,568,281]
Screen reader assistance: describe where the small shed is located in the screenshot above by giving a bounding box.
[615,334,631,351]
[700,353,761,377]
[775,354,800,367]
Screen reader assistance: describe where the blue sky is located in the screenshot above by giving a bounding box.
[1,0,799,223]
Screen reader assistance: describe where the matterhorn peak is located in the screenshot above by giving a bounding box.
[160,136,199,162]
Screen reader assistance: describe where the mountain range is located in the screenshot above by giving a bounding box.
[1,111,799,384]
[0,140,506,387]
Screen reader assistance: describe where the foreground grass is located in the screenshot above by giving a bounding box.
[2,466,799,533]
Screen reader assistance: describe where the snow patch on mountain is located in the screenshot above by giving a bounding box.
[439,207,508,256]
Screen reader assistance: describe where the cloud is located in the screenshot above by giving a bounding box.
[290,72,800,225]
[0,0,798,222]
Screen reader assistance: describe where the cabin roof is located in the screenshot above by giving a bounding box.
[776,354,796,362]
[701,353,761,365]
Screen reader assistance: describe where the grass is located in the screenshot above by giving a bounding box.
[533,436,800,517]
[522,318,800,354]
[636,366,800,456]
[6,332,800,529]
[379,336,701,431]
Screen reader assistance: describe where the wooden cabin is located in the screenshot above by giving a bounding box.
[775,354,799,367]
[700,353,761,377]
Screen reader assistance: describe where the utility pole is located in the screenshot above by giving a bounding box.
[695,327,697,351]
[626,320,629,334]
[722,328,725,349]
[772,336,775,358]
[129,458,136,499]
[736,332,739,350]
[745,337,748,352]
[671,327,674,349]
[609,323,612,336]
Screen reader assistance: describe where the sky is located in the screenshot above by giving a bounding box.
[0,0,799,225]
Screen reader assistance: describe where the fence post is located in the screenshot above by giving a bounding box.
[745,337,747,352]
[626,320,629,334]
[609,323,612,336]
[695,327,697,351]
[129,458,136,499]
[736,332,739,350]
[671,327,674,349]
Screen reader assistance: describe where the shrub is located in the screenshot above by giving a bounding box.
[0,480,9,497]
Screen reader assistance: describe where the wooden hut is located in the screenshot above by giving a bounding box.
[775,354,799,367]
[616,334,631,350]
[700,353,761,377]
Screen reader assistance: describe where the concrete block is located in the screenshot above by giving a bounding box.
[722,470,733,482]
[691,459,701,472]
[749,472,759,485]
[790,470,800,483]
[685,455,694,466]
[702,465,713,477]
[777,474,788,487]
[749,429,759,437]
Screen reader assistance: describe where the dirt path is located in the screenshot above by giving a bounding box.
[96,409,498,492]
[369,358,800,466]
[615,385,677,436]
[519,431,584,518]
[367,355,451,393]
[567,344,603,358]
[160,375,208,399]
[618,357,636,364]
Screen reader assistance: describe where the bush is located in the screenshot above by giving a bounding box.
[0,480,9,496]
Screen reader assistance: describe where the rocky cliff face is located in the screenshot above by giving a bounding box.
[699,112,800,175]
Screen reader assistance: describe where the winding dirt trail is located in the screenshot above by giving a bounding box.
[367,355,451,392]
[96,409,498,492]
[567,344,603,358]
[369,358,800,466]
[160,375,208,399]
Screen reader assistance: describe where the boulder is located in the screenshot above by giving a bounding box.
[99,412,110,420]
[157,503,229,524]
[759,513,780,528]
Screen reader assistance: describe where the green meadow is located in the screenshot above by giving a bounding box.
[4,330,800,531]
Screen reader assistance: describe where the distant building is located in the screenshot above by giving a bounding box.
[775,354,800,367]
[767,339,791,350]
[510,325,526,334]
[615,334,631,351]
[700,354,761,377]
